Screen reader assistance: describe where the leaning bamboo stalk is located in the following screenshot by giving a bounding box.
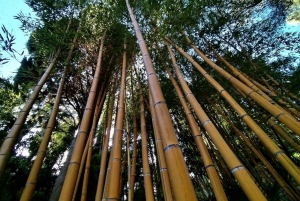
[95,83,117,201]
[264,116,300,153]
[165,42,266,200]
[138,75,155,201]
[125,1,197,200]
[59,38,105,200]
[165,65,227,201]
[0,17,76,181]
[19,53,65,200]
[205,95,299,201]
[204,37,296,115]
[20,22,84,199]
[72,134,90,201]
[0,48,61,181]
[166,39,300,185]
[166,37,300,138]
[102,43,127,200]
[149,93,173,201]
[81,86,107,201]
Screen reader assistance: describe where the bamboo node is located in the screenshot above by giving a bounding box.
[240,113,249,119]
[219,89,225,94]
[4,136,15,139]
[69,161,80,166]
[231,165,244,173]
[228,76,234,81]
[202,120,211,126]
[164,144,180,152]
[274,150,284,158]
[154,101,166,107]
[274,112,285,120]
[193,134,202,139]
[205,164,215,170]
[160,168,167,172]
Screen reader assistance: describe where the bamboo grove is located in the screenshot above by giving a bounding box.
[0,0,300,200]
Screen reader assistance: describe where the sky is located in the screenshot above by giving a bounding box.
[0,0,35,78]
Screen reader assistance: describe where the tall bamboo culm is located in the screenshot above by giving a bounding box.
[165,42,267,201]
[170,36,300,137]
[20,21,83,200]
[204,95,300,201]
[102,43,127,200]
[95,83,117,201]
[81,85,107,201]
[125,1,197,200]
[149,92,173,201]
[164,64,228,201]
[137,73,155,201]
[165,38,300,185]
[129,69,137,201]
[59,38,105,200]
[0,18,76,181]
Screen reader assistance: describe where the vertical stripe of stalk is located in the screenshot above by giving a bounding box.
[59,38,105,200]
[125,1,197,200]
[166,43,266,201]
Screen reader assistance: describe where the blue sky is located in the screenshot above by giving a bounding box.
[0,0,35,78]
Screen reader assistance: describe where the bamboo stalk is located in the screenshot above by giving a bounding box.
[205,95,299,201]
[138,76,155,201]
[102,43,127,200]
[149,93,173,201]
[166,38,300,186]
[129,69,137,201]
[81,86,107,201]
[59,38,105,200]
[166,36,300,136]
[125,1,197,200]
[164,64,227,201]
[95,83,117,201]
[165,42,266,201]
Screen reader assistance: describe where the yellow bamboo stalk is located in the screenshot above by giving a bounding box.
[59,38,105,200]
[81,86,107,201]
[166,38,300,185]
[205,95,299,201]
[125,1,197,200]
[102,43,127,200]
[19,53,67,200]
[72,134,90,201]
[264,116,300,153]
[187,35,297,121]
[164,64,227,201]
[0,18,76,181]
[165,42,266,200]
[95,84,117,201]
[149,93,173,201]
[166,37,300,137]
[137,75,155,201]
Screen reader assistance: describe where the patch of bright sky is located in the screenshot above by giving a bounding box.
[0,0,36,79]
